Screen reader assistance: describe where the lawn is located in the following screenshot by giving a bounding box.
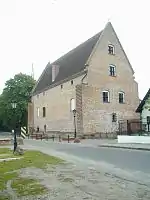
[0,148,63,199]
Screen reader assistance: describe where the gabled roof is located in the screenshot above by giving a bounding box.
[33,31,102,95]
[136,88,150,112]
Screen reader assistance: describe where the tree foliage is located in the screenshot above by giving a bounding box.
[0,73,35,131]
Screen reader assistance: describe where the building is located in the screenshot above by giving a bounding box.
[136,89,150,132]
[28,22,139,136]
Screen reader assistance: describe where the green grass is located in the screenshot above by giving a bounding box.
[0,148,63,196]
[12,178,47,197]
[0,148,11,154]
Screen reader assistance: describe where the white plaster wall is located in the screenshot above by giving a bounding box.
[118,135,150,144]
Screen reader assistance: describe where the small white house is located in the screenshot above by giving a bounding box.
[136,89,150,132]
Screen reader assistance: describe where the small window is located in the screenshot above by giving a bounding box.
[61,84,63,89]
[71,80,73,85]
[112,113,117,122]
[109,65,116,76]
[43,107,46,117]
[37,108,40,117]
[103,91,109,103]
[108,44,115,55]
[119,92,125,103]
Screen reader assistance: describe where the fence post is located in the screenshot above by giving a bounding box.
[59,135,61,142]
[68,135,69,143]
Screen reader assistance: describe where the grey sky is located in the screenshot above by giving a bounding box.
[0,0,149,99]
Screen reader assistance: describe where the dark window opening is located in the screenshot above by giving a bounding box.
[103,91,109,103]
[119,92,124,103]
[108,45,114,55]
[147,116,150,124]
[71,80,73,85]
[112,113,117,122]
[61,84,63,89]
[43,107,46,117]
[109,65,116,76]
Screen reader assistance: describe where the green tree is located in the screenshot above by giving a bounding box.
[0,73,35,131]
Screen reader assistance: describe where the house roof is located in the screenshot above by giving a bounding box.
[33,31,102,95]
[136,88,150,112]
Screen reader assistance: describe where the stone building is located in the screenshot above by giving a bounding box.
[28,22,139,136]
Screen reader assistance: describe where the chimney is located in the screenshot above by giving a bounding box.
[52,65,60,82]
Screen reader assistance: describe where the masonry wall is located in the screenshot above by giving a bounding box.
[32,75,84,133]
[82,23,140,134]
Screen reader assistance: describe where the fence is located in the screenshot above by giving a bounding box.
[118,119,150,135]
[29,133,75,143]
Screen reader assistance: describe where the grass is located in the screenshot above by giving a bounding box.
[0,148,63,196]
[12,178,47,197]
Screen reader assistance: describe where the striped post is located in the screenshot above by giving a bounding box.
[21,127,27,139]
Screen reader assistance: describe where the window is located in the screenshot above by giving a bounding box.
[112,113,117,122]
[103,91,109,103]
[43,107,46,117]
[109,65,116,76]
[71,80,73,85]
[37,108,40,117]
[37,94,39,98]
[61,84,63,89]
[119,92,125,103]
[147,116,150,124]
[70,98,75,111]
[43,91,45,96]
[108,44,115,55]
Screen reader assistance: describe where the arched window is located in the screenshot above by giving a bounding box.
[70,98,75,111]
[43,107,46,117]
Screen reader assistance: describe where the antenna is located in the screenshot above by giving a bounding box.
[31,63,34,79]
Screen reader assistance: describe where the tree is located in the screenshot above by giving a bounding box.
[0,73,35,131]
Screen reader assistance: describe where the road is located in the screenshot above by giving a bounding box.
[24,139,150,184]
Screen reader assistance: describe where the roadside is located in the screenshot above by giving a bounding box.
[28,137,150,151]
[1,141,150,199]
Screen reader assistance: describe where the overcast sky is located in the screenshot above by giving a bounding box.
[0,0,149,99]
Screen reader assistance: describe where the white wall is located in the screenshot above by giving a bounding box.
[118,135,150,144]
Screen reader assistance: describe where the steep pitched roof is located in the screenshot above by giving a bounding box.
[136,88,150,112]
[33,31,102,95]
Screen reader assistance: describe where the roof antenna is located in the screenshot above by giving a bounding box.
[31,63,34,79]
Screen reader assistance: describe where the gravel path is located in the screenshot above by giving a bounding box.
[16,162,150,200]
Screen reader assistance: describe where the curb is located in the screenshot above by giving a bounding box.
[98,145,150,151]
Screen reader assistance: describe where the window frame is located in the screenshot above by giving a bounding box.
[109,64,116,77]
[102,90,110,103]
[43,107,46,117]
[119,91,125,104]
[108,44,115,55]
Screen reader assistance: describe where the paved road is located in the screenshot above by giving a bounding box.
[24,139,150,177]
